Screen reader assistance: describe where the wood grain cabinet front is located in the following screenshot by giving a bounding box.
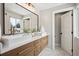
[1,48,19,56]
[18,47,34,56]
[1,35,48,56]
[34,39,41,56]
[41,36,48,50]
[1,42,34,56]
[18,42,34,56]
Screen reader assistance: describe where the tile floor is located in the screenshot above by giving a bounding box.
[39,47,71,56]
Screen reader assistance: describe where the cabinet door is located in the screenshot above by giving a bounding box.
[34,46,41,56]
[44,36,48,46]
[1,48,19,56]
[18,47,34,56]
[41,36,48,50]
[34,39,41,56]
[34,39,40,46]
[18,42,34,56]
[26,50,34,56]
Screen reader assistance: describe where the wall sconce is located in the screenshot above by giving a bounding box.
[26,3,35,8]
[25,3,35,11]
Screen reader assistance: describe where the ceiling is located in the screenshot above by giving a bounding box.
[33,3,66,11]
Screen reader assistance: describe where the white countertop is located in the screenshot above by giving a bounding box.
[0,33,48,54]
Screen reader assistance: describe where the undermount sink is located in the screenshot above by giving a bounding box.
[1,32,42,48]
[1,34,32,48]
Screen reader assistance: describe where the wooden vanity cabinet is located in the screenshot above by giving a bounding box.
[1,47,20,56]
[1,35,48,56]
[18,47,34,56]
[18,42,34,56]
[2,42,34,56]
[34,36,48,56]
[40,36,48,51]
[34,39,41,56]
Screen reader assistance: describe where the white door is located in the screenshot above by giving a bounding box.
[61,11,72,55]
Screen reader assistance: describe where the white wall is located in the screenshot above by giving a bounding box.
[73,4,79,55]
[74,4,79,37]
[40,3,75,49]
[40,10,52,48]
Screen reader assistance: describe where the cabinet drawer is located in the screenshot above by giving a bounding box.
[26,50,34,56]
[34,46,41,56]
[18,49,34,56]
[34,39,41,47]
[2,48,19,56]
[19,42,34,51]
[34,39,40,44]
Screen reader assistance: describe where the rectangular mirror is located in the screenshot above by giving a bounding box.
[3,3,39,35]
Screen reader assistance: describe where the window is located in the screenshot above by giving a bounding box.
[10,17,21,33]
[10,17,16,27]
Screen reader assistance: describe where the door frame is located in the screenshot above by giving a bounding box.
[52,7,74,52]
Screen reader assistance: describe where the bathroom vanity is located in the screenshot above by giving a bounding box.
[0,3,48,56]
[0,33,48,56]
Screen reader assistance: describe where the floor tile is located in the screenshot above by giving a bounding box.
[39,47,71,56]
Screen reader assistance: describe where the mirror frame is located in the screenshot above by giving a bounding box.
[2,3,39,35]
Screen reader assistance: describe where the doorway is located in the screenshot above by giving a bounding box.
[54,10,73,55]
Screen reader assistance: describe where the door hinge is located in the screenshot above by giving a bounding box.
[71,32,73,34]
[71,49,73,53]
[71,13,73,16]
[71,49,73,56]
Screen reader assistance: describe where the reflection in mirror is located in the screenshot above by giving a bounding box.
[3,3,38,35]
